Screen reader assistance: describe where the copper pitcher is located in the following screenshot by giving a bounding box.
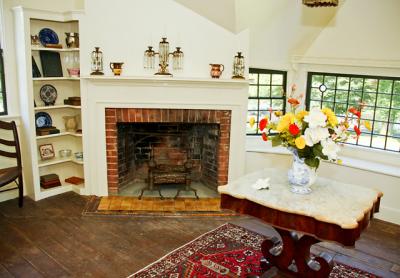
[209,64,224,79]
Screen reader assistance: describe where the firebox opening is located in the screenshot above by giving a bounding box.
[116,122,221,198]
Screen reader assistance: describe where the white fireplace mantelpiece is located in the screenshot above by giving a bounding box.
[80,76,249,196]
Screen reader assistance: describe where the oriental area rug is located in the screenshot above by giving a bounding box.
[129,223,380,278]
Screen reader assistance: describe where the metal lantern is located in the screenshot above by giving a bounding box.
[232,52,245,79]
[172,47,184,71]
[90,47,104,75]
[143,46,155,69]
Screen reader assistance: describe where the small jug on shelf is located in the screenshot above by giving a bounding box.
[209,64,224,79]
[63,115,78,132]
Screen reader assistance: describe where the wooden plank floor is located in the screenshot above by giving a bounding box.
[0,192,398,278]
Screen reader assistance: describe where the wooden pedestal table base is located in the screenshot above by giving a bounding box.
[260,228,333,278]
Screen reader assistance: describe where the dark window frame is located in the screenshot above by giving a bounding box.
[0,48,8,115]
[306,71,400,152]
[247,68,287,135]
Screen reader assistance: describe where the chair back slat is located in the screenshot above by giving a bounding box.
[0,121,15,130]
[0,138,16,146]
[0,121,22,168]
[0,149,17,158]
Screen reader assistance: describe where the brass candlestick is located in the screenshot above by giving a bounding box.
[143,37,184,77]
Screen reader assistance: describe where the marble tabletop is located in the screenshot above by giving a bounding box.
[218,168,382,229]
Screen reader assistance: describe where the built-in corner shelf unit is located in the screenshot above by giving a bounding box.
[13,7,87,201]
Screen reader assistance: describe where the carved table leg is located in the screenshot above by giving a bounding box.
[261,228,333,278]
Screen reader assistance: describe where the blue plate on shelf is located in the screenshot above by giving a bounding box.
[35,112,52,128]
[38,28,59,45]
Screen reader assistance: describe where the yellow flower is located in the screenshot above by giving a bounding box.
[364,120,372,131]
[249,117,256,128]
[295,110,309,122]
[295,136,306,149]
[322,107,338,127]
[276,113,294,132]
[337,159,343,165]
[274,111,283,117]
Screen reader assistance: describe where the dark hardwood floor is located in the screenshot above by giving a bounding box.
[0,192,399,277]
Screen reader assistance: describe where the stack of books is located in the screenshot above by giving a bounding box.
[36,126,60,136]
[40,174,61,189]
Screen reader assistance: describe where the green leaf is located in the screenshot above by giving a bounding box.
[305,157,320,169]
[271,136,282,147]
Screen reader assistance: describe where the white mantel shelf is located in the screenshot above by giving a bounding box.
[80,75,249,86]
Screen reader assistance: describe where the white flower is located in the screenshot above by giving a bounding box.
[334,125,347,140]
[304,108,327,128]
[321,138,340,160]
[304,127,330,147]
[252,178,270,190]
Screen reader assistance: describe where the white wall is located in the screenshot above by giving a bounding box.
[80,0,248,79]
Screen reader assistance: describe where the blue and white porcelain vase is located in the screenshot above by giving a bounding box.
[287,148,317,194]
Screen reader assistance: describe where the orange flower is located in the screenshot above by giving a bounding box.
[261,132,268,141]
[288,98,300,107]
[354,125,361,136]
[259,118,268,131]
[348,107,361,118]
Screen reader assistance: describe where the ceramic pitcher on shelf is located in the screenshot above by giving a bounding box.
[63,115,78,132]
[209,64,224,79]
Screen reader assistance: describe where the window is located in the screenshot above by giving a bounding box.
[306,72,400,152]
[0,48,7,115]
[247,68,287,135]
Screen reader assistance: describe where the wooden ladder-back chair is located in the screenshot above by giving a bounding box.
[0,120,23,207]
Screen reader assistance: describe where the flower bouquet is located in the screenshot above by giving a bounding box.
[252,85,367,194]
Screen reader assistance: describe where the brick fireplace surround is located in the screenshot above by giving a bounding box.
[105,108,231,193]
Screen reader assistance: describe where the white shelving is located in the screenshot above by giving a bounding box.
[13,7,86,201]
[34,105,81,111]
[31,46,80,52]
[33,77,80,81]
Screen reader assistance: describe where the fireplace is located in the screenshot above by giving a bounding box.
[81,77,248,197]
[105,108,231,194]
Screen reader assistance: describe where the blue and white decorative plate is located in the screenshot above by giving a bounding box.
[38,28,59,45]
[35,112,52,128]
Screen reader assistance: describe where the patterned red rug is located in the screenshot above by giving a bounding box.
[130,223,380,278]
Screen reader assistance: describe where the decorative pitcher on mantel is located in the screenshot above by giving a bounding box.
[209,64,224,79]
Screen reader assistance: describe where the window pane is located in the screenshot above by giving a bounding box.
[310,88,322,100]
[271,86,283,97]
[372,121,386,135]
[394,81,400,94]
[310,100,321,109]
[350,78,363,90]
[321,102,334,110]
[271,74,283,85]
[378,80,393,94]
[324,76,336,89]
[386,137,400,151]
[259,74,271,85]
[272,99,283,110]
[334,103,348,116]
[358,134,371,147]
[374,108,390,121]
[258,110,269,120]
[362,107,375,120]
[312,75,323,87]
[248,85,258,97]
[336,90,348,103]
[259,99,270,110]
[364,79,378,92]
[337,77,350,90]
[349,91,362,105]
[248,99,258,110]
[389,110,400,123]
[249,73,258,84]
[388,123,400,137]
[362,93,377,106]
[376,93,391,107]
[371,135,385,149]
[323,89,335,102]
[259,86,270,98]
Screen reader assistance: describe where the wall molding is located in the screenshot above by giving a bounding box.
[291,55,400,69]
